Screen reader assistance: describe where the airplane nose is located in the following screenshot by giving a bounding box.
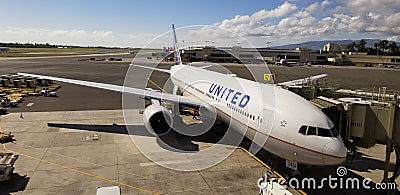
[322,136,347,165]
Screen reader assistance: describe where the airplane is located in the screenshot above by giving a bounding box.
[18,24,347,168]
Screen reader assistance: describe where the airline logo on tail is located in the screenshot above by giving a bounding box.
[172,24,182,65]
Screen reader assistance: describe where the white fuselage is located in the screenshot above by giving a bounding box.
[170,64,346,166]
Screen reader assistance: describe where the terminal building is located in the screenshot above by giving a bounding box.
[180,46,336,65]
[176,45,400,67]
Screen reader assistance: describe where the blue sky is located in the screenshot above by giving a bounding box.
[0,0,399,47]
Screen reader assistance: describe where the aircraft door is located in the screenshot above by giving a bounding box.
[249,108,275,154]
[259,108,274,134]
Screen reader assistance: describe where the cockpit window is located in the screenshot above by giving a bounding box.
[299,125,307,135]
[317,128,332,137]
[300,125,339,137]
[330,127,339,137]
[307,126,317,135]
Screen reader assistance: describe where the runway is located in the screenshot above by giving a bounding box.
[1,53,399,112]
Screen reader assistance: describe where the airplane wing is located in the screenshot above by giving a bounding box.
[129,64,171,74]
[130,64,212,74]
[17,72,203,107]
[278,74,327,87]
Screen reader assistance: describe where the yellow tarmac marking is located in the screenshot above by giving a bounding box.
[2,144,159,195]
[236,146,283,178]
[236,146,307,195]
[146,78,165,93]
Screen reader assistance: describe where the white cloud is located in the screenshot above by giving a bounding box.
[0,27,143,47]
[193,0,400,47]
[387,36,400,42]
[345,0,400,15]
[252,2,297,19]
[1,0,398,48]
[217,1,297,31]
[305,2,320,13]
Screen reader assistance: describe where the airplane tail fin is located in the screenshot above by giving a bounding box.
[172,24,182,65]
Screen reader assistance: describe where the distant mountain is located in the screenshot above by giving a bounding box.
[271,39,383,50]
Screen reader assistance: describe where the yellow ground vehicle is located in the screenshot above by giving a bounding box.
[0,132,14,143]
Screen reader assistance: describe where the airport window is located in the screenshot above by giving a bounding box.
[317,128,332,137]
[299,125,307,135]
[307,126,317,136]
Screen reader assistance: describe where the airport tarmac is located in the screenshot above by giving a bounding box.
[0,109,398,195]
[0,109,283,195]
[0,54,399,194]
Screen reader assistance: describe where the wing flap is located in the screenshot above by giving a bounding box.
[129,64,171,73]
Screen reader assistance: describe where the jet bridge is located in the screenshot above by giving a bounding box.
[309,89,400,186]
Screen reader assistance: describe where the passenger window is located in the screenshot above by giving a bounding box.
[307,126,317,135]
[318,128,332,137]
[299,125,307,135]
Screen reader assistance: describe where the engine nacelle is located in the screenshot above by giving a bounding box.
[143,104,173,135]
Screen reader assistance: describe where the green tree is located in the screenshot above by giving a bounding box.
[356,39,367,52]
[374,42,379,55]
[388,42,399,54]
[347,41,357,52]
[377,40,389,52]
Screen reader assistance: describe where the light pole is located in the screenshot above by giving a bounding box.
[204,40,209,47]
[266,41,272,48]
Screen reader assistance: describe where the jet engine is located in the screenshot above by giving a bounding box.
[143,104,173,135]
[142,99,217,136]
